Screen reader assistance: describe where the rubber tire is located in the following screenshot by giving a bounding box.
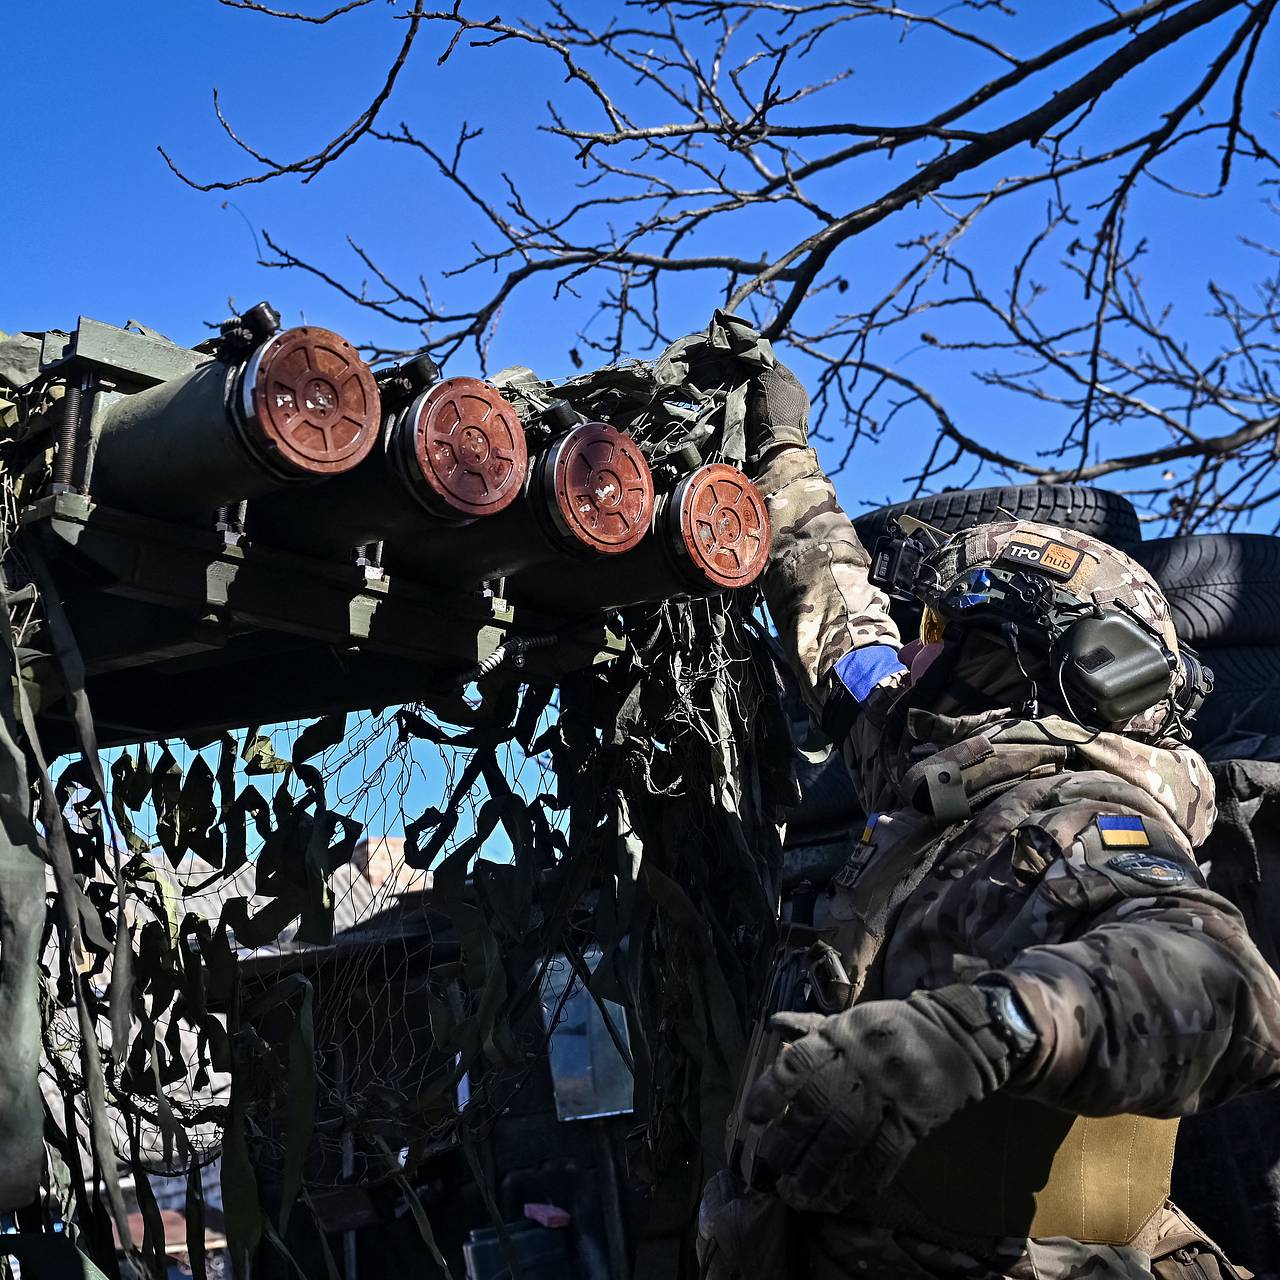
[1191,645,1280,761]
[1131,534,1280,648]
[852,483,1141,553]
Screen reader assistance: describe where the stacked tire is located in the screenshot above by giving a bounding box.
[850,481,1142,552]
[850,482,1143,638]
[1130,534,1280,763]
[848,484,1280,763]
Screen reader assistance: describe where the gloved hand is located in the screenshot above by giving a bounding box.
[745,359,810,469]
[745,983,1026,1213]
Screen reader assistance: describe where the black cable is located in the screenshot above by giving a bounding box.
[1002,621,1040,720]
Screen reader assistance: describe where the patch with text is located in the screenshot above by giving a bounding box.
[997,538,1085,580]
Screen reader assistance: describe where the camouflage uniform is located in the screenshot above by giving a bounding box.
[737,445,1280,1278]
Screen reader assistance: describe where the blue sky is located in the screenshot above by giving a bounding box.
[6,3,1278,846]
[6,3,1278,510]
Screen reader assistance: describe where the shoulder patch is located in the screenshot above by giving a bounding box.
[998,538,1084,580]
[1105,852,1186,888]
[1097,814,1150,848]
[1076,808,1205,897]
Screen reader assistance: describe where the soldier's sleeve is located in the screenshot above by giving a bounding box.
[995,809,1280,1117]
[753,446,908,798]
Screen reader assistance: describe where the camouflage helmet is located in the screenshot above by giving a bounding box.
[918,520,1178,650]
[908,520,1199,736]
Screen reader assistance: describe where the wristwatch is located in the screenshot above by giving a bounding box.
[975,977,1040,1065]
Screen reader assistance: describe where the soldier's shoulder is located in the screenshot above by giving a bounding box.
[1036,797,1207,906]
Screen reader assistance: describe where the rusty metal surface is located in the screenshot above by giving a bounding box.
[242,327,380,477]
[673,463,771,589]
[543,422,654,555]
[408,377,528,519]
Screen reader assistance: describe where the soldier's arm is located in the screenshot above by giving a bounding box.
[995,815,1280,1117]
[753,444,908,794]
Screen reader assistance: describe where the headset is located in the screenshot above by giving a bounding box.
[869,523,1214,734]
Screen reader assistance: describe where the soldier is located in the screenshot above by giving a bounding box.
[699,335,1280,1279]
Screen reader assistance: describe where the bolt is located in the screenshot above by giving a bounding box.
[51,379,82,491]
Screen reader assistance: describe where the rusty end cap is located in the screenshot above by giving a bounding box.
[551,422,655,555]
[677,463,772,588]
[244,327,380,476]
[412,377,528,518]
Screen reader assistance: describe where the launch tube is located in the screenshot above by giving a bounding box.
[88,327,380,520]
[248,377,528,556]
[507,462,771,613]
[381,421,655,589]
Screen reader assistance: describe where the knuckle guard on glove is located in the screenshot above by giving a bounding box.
[746,985,1021,1212]
[746,361,810,465]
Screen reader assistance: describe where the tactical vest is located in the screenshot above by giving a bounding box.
[728,756,1180,1249]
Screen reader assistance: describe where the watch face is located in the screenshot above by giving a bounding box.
[984,982,1039,1055]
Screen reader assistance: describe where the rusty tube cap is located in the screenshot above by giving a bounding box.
[239,327,380,478]
[543,422,655,555]
[672,463,771,589]
[405,377,528,520]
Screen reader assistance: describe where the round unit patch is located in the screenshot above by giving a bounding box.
[1105,852,1187,887]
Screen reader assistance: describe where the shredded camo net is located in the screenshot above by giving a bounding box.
[0,313,795,1273]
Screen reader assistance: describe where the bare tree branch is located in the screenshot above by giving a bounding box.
[189,0,1280,529]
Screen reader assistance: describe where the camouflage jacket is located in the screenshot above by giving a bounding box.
[753,447,1280,1278]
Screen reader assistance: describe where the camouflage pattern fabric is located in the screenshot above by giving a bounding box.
[1,330,59,506]
[920,517,1191,741]
[742,444,1280,1278]
[0,330,44,433]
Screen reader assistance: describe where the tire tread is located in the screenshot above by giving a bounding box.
[852,483,1140,551]
[1132,534,1280,647]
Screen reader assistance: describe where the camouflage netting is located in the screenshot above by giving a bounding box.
[0,314,794,1277]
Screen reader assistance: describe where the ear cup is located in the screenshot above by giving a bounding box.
[1055,612,1175,725]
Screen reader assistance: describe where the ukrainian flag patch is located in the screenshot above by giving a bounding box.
[1097,814,1150,848]
[859,813,880,844]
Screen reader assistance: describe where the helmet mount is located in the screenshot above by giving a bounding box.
[869,519,1213,736]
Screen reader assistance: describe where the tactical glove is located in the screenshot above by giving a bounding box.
[745,361,810,470]
[745,982,1032,1213]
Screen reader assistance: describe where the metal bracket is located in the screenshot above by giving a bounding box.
[41,317,208,387]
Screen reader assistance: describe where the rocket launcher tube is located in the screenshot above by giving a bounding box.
[381,421,656,588]
[506,462,771,614]
[89,326,380,520]
[247,377,528,556]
